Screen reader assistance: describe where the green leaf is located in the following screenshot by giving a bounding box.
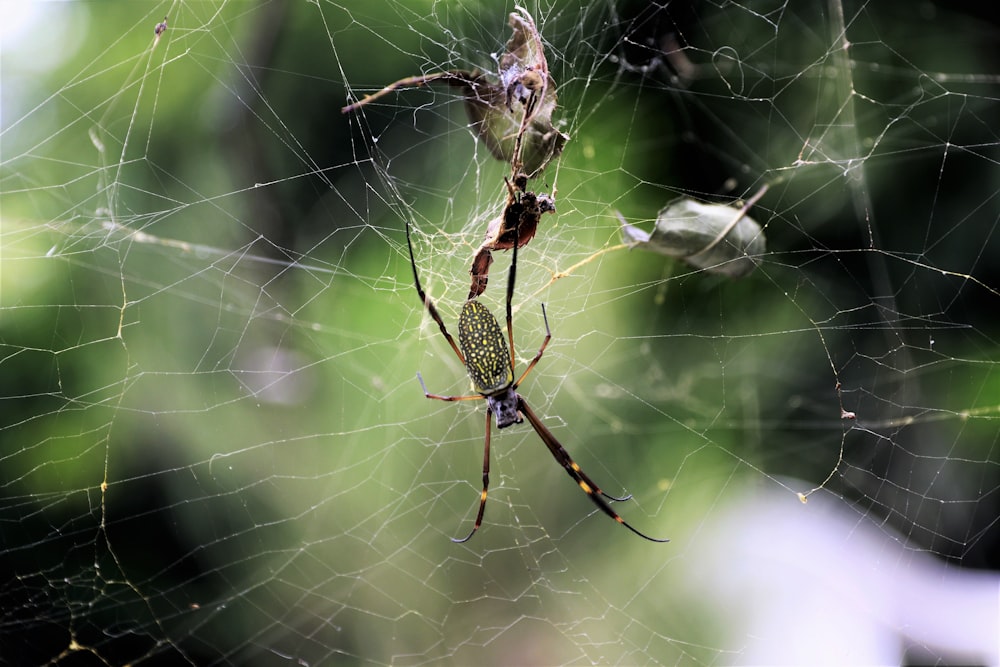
[620,199,766,278]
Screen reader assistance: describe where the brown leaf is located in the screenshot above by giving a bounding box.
[342,10,568,176]
[468,175,555,299]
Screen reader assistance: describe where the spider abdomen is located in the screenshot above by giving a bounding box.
[458,300,513,395]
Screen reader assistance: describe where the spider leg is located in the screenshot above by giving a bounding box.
[406,221,466,365]
[504,220,519,376]
[416,372,483,403]
[452,408,493,543]
[509,87,539,176]
[502,213,550,389]
[512,303,551,389]
[517,398,669,543]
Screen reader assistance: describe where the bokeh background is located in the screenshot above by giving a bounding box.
[3,1,999,664]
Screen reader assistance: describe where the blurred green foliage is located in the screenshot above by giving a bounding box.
[2,1,998,664]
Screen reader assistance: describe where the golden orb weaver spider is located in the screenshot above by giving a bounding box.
[405,221,669,543]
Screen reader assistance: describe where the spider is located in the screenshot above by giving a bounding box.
[405,220,669,543]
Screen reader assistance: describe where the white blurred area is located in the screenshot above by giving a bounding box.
[0,3,83,70]
[690,482,999,665]
[1,3,86,133]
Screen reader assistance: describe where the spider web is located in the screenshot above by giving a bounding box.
[2,1,999,664]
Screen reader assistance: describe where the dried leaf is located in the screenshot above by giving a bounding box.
[619,199,766,278]
[468,175,556,299]
[488,9,569,176]
[342,9,568,176]
[468,248,494,301]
